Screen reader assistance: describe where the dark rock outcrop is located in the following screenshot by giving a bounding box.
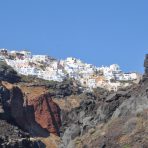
[144,54,148,75]
[0,118,45,148]
[47,79,82,98]
[60,81,147,147]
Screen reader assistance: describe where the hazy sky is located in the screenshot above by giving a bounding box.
[0,0,147,73]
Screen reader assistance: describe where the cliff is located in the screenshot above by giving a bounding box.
[144,54,148,76]
[59,58,148,148]
[0,120,45,148]
[0,54,147,148]
[0,83,61,137]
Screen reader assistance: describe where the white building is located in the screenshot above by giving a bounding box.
[32,55,50,62]
[2,49,139,92]
[19,50,32,58]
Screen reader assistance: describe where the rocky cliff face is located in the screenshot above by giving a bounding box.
[0,120,45,148]
[28,93,61,136]
[0,81,62,141]
[59,64,148,148]
[0,55,147,148]
[0,84,45,147]
[60,88,132,147]
[144,54,148,75]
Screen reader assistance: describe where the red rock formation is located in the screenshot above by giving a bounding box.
[3,86,61,137]
[28,93,61,136]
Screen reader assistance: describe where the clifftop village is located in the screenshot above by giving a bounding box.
[0,48,140,91]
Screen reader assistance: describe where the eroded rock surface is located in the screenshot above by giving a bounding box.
[60,79,148,148]
[0,118,45,148]
[0,84,61,138]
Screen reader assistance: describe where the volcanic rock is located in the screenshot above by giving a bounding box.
[0,118,45,148]
[0,83,61,137]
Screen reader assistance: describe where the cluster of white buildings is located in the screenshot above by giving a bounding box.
[98,64,137,81]
[0,49,139,91]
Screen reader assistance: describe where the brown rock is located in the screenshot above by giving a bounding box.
[2,85,61,137]
[29,93,61,136]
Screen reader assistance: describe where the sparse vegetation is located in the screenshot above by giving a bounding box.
[123,144,131,148]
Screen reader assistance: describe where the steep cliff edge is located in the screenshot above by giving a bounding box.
[1,83,61,137]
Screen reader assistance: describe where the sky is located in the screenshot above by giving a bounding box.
[0,0,148,73]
